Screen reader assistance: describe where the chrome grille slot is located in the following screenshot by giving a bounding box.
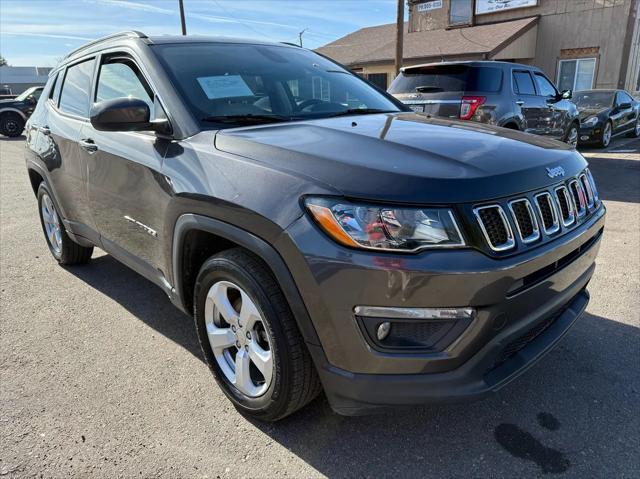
[508,199,540,243]
[555,186,575,226]
[585,168,599,203]
[473,205,515,252]
[579,174,594,208]
[569,180,586,217]
[534,192,560,234]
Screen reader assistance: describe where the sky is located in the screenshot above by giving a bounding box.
[0,0,404,66]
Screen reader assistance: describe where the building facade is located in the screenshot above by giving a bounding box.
[0,66,52,96]
[317,0,639,95]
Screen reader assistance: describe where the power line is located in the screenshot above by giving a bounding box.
[210,0,277,40]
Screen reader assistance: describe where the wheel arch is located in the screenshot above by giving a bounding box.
[0,107,27,121]
[172,213,321,346]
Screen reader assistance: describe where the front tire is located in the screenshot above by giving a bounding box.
[564,122,578,148]
[0,113,25,137]
[597,121,612,148]
[37,183,93,265]
[194,248,321,421]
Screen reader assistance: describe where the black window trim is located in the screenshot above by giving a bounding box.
[91,46,173,135]
[511,69,538,96]
[55,55,98,122]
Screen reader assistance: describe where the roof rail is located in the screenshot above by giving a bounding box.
[63,31,147,60]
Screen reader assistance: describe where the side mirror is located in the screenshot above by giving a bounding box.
[619,102,632,110]
[90,97,154,132]
[27,95,37,104]
[561,89,572,100]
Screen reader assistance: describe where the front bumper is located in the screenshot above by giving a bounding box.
[578,125,601,143]
[279,204,605,414]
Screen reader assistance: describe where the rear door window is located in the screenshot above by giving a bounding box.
[513,71,536,95]
[388,65,502,94]
[50,71,63,104]
[59,58,95,117]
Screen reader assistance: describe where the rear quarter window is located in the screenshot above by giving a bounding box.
[389,65,502,94]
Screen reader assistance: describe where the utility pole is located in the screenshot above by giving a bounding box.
[179,0,187,35]
[394,0,404,76]
[298,28,308,47]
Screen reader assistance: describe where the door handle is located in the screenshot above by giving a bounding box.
[516,101,525,106]
[79,138,98,153]
[39,126,51,136]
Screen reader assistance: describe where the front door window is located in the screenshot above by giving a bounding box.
[557,58,596,92]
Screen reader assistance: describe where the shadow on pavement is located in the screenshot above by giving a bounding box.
[587,155,640,204]
[0,135,26,142]
[65,252,640,476]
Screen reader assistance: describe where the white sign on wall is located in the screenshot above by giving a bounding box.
[417,0,443,13]
[475,0,538,15]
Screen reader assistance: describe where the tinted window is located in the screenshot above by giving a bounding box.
[97,59,154,115]
[617,91,634,105]
[59,59,95,117]
[153,43,400,127]
[388,65,502,94]
[534,73,557,97]
[50,71,63,103]
[573,91,614,109]
[513,71,536,95]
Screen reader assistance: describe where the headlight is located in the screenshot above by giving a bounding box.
[582,116,598,127]
[305,197,465,252]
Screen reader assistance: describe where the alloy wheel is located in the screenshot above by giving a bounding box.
[567,126,578,148]
[603,123,612,147]
[204,280,273,397]
[41,193,62,257]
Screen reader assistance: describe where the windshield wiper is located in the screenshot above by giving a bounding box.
[201,114,294,125]
[326,108,396,118]
[415,86,443,93]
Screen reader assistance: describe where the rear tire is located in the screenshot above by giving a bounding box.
[194,248,321,421]
[37,183,93,265]
[0,113,25,137]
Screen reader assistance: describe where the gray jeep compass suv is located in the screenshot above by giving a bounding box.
[389,61,580,147]
[25,32,605,421]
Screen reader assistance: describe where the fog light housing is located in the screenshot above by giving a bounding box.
[354,306,475,352]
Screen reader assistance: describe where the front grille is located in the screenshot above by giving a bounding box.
[569,180,586,217]
[534,192,560,234]
[508,199,539,243]
[579,174,594,208]
[555,186,575,226]
[473,205,515,251]
[472,168,600,253]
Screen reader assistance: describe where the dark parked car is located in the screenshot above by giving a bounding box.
[25,32,605,421]
[0,86,43,137]
[389,61,580,147]
[575,89,640,148]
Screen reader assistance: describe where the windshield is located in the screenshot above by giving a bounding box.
[15,87,41,101]
[573,91,614,109]
[152,43,402,127]
[388,65,503,94]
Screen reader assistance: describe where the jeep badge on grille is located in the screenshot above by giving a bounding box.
[546,166,565,178]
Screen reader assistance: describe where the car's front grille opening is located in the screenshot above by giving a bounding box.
[474,205,515,251]
[569,180,586,217]
[509,199,539,243]
[579,174,594,208]
[535,192,560,234]
[555,186,575,226]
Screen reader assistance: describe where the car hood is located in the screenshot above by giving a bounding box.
[214,113,587,203]
[0,99,21,107]
[578,107,609,121]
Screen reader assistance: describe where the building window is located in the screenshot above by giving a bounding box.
[366,73,388,90]
[449,0,473,26]
[557,58,596,92]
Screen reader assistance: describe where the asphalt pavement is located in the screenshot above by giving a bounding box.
[1,135,639,478]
